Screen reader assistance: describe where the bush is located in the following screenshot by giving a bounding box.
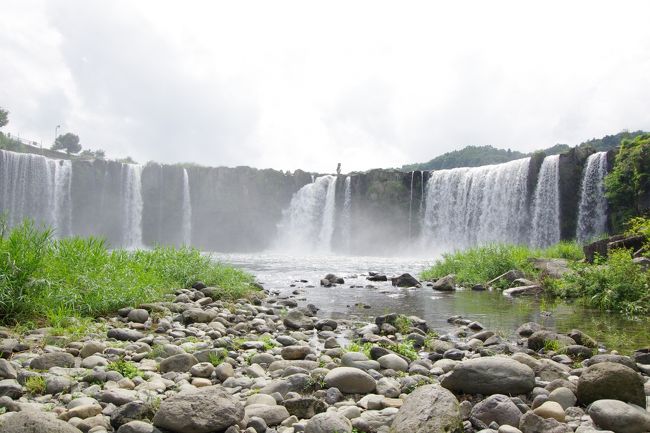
[0,219,256,325]
[553,248,650,315]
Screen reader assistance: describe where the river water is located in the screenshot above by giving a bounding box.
[214,252,649,353]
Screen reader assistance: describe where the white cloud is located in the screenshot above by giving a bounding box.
[1,0,649,172]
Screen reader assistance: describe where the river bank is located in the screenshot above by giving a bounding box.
[1,274,649,433]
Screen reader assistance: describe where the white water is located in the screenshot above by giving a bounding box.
[121,164,143,247]
[181,168,192,245]
[531,154,561,248]
[0,149,73,236]
[341,176,352,251]
[421,158,531,250]
[576,152,608,243]
[408,171,415,239]
[275,175,338,252]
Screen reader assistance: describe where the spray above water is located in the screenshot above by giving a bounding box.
[576,152,608,243]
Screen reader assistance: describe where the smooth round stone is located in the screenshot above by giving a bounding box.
[378,354,408,372]
[127,309,149,324]
[281,345,313,360]
[341,352,380,371]
[533,401,565,422]
[548,387,576,410]
[324,367,377,394]
[588,399,650,433]
[304,411,352,433]
[190,362,215,378]
[82,355,108,369]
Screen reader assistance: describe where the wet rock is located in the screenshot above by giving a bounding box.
[487,270,525,286]
[503,285,542,297]
[390,384,461,433]
[441,356,535,395]
[577,362,645,406]
[516,322,543,337]
[283,310,314,330]
[431,274,455,291]
[566,329,597,348]
[470,394,522,427]
[324,367,376,393]
[321,274,344,285]
[391,273,421,288]
[152,385,244,433]
[30,352,75,370]
[367,274,388,282]
[0,411,83,433]
[315,319,337,331]
[588,399,650,433]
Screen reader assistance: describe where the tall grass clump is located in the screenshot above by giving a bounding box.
[553,248,650,315]
[534,241,584,261]
[421,244,534,285]
[0,219,256,326]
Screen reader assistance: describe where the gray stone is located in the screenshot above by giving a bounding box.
[127,308,149,323]
[0,378,23,398]
[30,352,76,370]
[376,377,401,398]
[324,367,376,394]
[82,355,108,368]
[390,384,461,433]
[0,359,17,379]
[304,411,352,433]
[0,411,83,433]
[582,354,638,371]
[577,362,645,407]
[441,356,535,395]
[181,308,218,324]
[341,352,381,371]
[282,397,327,419]
[190,362,214,378]
[108,328,144,342]
[152,385,244,433]
[588,399,650,433]
[361,407,399,430]
[527,331,575,352]
[431,274,455,291]
[378,354,408,372]
[245,404,290,426]
[46,375,73,394]
[247,416,267,433]
[117,421,162,433]
[470,394,522,427]
[159,353,198,373]
[281,345,312,360]
[518,411,572,433]
[516,322,543,337]
[111,400,155,428]
[548,387,576,410]
[283,310,314,330]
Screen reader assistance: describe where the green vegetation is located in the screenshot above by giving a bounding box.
[208,350,227,367]
[605,133,650,231]
[393,315,412,334]
[52,132,81,154]
[552,248,649,315]
[345,339,418,361]
[25,376,46,395]
[402,130,646,172]
[421,242,584,287]
[0,107,8,128]
[107,359,143,379]
[0,219,256,326]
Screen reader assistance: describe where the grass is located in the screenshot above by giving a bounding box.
[25,376,46,395]
[394,315,412,334]
[107,359,143,379]
[420,242,584,287]
[0,219,257,326]
[345,339,419,361]
[208,350,227,367]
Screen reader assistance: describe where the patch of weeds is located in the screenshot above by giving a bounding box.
[147,344,167,359]
[107,358,143,379]
[423,331,439,349]
[391,340,418,361]
[184,336,201,344]
[25,376,46,395]
[345,341,373,359]
[208,351,226,367]
[260,335,278,351]
[231,337,247,350]
[394,315,412,334]
[543,339,561,352]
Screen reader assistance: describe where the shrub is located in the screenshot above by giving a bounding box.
[25,376,46,395]
[107,359,142,379]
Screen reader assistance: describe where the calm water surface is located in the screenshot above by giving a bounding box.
[213,253,650,353]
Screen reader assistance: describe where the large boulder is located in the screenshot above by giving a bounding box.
[577,362,645,406]
[391,273,421,288]
[0,411,83,433]
[152,385,244,433]
[470,394,522,427]
[526,330,575,352]
[441,356,535,395]
[431,274,455,291]
[324,367,376,394]
[588,399,650,433]
[389,384,461,433]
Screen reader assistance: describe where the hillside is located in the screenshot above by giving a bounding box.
[401,130,646,172]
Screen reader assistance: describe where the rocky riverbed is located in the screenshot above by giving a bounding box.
[0,279,649,433]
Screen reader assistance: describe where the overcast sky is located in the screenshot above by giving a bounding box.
[1,1,649,173]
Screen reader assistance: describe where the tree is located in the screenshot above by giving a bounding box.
[0,107,8,128]
[52,133,82,154]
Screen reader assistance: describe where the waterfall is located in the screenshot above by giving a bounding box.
[421,158,531,250]
[531,155,561,248]
[408,171,415,239]
[576,152,608,243]
[0,149,72,236]
[341,176,352,251]
[275,175,338,252]
[121,164,143,248]
[181,168,192,245]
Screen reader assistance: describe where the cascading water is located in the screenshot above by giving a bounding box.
[530,154,561,248]
[181,168,192,245]
[576,152,608,243]
[408,171,415,239]
[0,149,72,236]
[275,175,338,252]
[421,158,531,250]
[121,164,143,248]
[340,176,352,251]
